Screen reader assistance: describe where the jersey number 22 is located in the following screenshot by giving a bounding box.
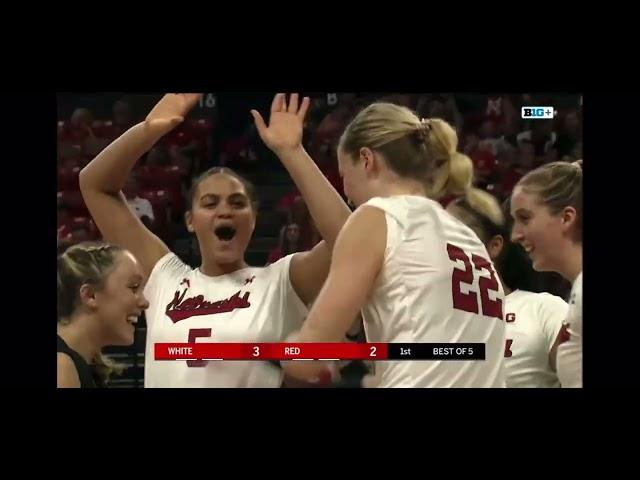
[447,243,503,320]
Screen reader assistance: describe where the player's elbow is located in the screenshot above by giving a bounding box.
[78,166,90,191]
[78,165,101,195]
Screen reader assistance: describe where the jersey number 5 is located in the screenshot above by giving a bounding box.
[187,328,212,367]
[447,243,503,320]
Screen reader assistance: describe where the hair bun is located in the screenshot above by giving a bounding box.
[414,118,432,144]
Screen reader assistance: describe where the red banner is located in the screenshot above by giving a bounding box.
[154,343,388,361]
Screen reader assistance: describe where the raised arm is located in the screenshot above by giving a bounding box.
[79,94,201,276]
[252,93,352,303]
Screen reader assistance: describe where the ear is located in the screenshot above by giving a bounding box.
[78,283,98,309]
[185,210,194,233]
[561,206,577,233]
[487,234,504,260]
[359,147,378,176]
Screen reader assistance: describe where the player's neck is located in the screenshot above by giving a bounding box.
[57,314,103,364]
[496,271,512,296]
[199,258,249,277]
[558,242,582,283]
[374,175,426,198]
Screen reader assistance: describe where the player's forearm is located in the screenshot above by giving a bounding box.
[80,123,162,195]
[298,318,343,344]
[282,321,344,381]
[277,146,351,248]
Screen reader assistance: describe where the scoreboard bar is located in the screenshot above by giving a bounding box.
[155,343,485,361]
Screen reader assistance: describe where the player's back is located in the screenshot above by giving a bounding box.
[361,196,506,388]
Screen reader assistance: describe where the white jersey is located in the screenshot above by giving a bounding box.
[556,272,582,388]
[504,290,568,388]
[361,196,506,388]
[143,253,308,387]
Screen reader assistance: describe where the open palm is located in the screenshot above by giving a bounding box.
[145,93,202,136]
[251,93,310,155]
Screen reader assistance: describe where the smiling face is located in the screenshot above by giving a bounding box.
[185,173,256,268]
[93,251,149,346]
[510,186,568,272]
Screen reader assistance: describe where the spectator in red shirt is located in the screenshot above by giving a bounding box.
[276,191,301,215]
[462,132,497,187]
[496,141,534,200]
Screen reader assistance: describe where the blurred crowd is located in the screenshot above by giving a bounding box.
[58,92,581,267]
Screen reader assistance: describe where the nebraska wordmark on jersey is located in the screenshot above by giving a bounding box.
[361,196,506,388]
[143,252,308,388]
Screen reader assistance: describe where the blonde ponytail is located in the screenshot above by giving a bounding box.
[448,187,504,244]
[92,351,125,387]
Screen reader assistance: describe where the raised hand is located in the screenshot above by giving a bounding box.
[251,93,310,156]
[145,93,202,136]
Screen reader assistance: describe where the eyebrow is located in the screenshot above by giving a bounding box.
[512,208,531,217]
[200,193,249,202]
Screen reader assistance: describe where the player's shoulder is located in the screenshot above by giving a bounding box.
[512,290,567,307]
[148,252,194,282]
[571,272,583,297]
[534,292,569,312]
[57,353,81,388]
[350,203,388,228]
[364,195,440,221]
[255,255,292,280]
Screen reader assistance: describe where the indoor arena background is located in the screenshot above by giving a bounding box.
[57,92,583,387]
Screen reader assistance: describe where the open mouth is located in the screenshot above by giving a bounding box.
[214,225,237,241]
[126,315,139,326]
